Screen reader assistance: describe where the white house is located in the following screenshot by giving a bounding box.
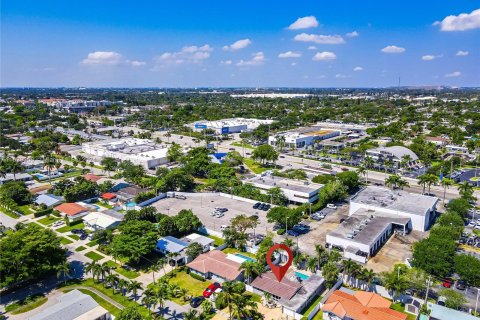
[83,210,122,231]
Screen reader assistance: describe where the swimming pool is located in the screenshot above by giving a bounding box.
[33,173,49,180]
[295,271,310,281]
[234,253,256,262]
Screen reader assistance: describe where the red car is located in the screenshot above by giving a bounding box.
[203,282,221,298]
[442,278,453,288]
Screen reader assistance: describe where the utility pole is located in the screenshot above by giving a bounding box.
[475,288,479,316]
[424,275,432,307]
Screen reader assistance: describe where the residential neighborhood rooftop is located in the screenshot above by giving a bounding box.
[156,236,189,253]
[250,271,301,300]
[187,251,243,281]
[54,203,88,216]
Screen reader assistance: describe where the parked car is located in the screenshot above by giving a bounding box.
[215,207,228,213]
[442,278,453,288]
[203,283,221,298]
[71,229,83,234]
[286,229,299,237]
[215,212,224,218]
[456,280,467,290]
[311,214,323,221]
[220,225,229,231]
[253,202,261,209]
[292,224,310,234]
[80,233,88,240]
[326,204,337,209]
[190,296,205,308]
[229,148,235,151]
[437,296,446,306]
[175,195,187,200]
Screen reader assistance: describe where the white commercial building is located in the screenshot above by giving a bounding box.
[268,127,340,149]
[245,173,324,204]
[190,118,274,134]
[82,138,173,169]
[366,146,418,165]
[349,186,438,231]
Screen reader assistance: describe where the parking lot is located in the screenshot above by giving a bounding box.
[152,193,274,235]
[275,204,350,256]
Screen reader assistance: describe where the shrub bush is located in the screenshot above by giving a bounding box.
[277,228,286,235]
[189,272,206,282]
[34,208,53,218]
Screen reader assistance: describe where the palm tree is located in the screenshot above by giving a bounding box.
[201,299,213,315]
[118,278,129,296]
[142,288,156,315]
[441,178,454,203]
[417,174,428,194]
[155,286,169,316]
[306,257,317,273]
[216,281,242,320]
[84,261,98,281]
[240,261,264,284]
[56,262,71,285]
[105,273,118,290]
[382,270,409,302]
[359,268,376,291]
[44,155,58,185]
[397,178,409,190]
[183,309,199,320]
[151,258,167,284]
[128,280,143,301]
[282,237,295,251]
[459,181,474,200]
[167,252,180,268]
[383,159,393,182]
[356,166,367,184]
[99,262,111,282]
[315,244,328,270]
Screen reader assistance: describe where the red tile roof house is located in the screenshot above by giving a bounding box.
[54,203,89,221]
[321,289,408,320]
[83,173,102,183]
[100,193,117,205]
[249,271,325,318]
[186,251,244,283]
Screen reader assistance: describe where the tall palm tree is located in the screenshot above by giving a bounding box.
[151,258,167,284]
[142,288,156,315]
[459,181,474,200]
[167,252,180,268]
[315,244,328,270]
[306,257,317,273]
[99,262,111,282]
[239,261,264,284]
[441,178,454,203]
[84,261,98,281]
[383,159,393,182]
[128,280,143,301]
[183,309,199,320]
[356,166,367,184]
[359,268,376,291]
[118,278,129,296]
[216,281,242,320]
[56,262,71,285]
[105,273,118,290]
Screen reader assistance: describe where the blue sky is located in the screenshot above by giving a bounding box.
[1,1,479,87]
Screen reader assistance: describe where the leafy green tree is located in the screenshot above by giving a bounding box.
[174,209,202,235]
[266,186,288,205]
[412,236,456,277]
[454,255,480,287]
[0,224,66,287]
[156,168,195,192]
[266,206,302,228]
[446,198,471,218]
[251,144,278,164]
[438,289,467,310]
[62,177,98,202]
[117,306,143,320]
[185,242,203,261]
[0,181,33,205]
[336,171,360,192]
[224,151,243,167]
[100,157,118,176]
[167,142,183,162]
[111,220,157,264]
[322,261,340,288]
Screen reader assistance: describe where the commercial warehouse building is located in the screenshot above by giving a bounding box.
[268,126,340,149]
[190,118,274,134]
[366,146,418,166]
[82,138,173,169]
[244,173,324,203]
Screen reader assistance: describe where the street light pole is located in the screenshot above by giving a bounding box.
[475,288,479,316]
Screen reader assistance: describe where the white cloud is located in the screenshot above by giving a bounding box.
[221,60,232,65]
[82,51,123,65]
[278,51,302,58]
[434,8,480,31]
[236,52,266,66]
[422,55,436,61]
[312,51,336,61]
[223,39,252,51]
[294,33,345,44]
[291,62,297,66]
[82,51,145,67]
[346,31,359,37]
[445,71,461,78]
[381,45,406,53]
[335,74,351,78]
[456,50,469,56]
[353,66,364,71]
[307,46,317,50]
[154,44,212,66]
[288,16,319,30]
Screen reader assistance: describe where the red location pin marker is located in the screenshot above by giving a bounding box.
[266,243,293,282]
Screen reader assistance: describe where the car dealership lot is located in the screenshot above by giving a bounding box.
[152,193,275,235]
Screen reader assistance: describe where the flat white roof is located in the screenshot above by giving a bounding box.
[246,174,323,194]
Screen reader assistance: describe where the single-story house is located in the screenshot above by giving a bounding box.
[249,271,326,317]
[35,193,65,208]
[322,289,407,320]
[29,185,53,195]
[28,289,112,320]
[83,210,122,231]
[183,233,214,252]
[116,186,145,203]
[0,173,33,185]
[425,302,478,320]
[54,203,89,221]
[187,250,244,283]
[156,236,189,264]
[83,173,102,183]
[101,192,117,204]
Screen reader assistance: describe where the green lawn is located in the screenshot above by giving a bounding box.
[244,292,261,303]
[231,141,254,149]
[37,216,60,225]
[222,247,256,259]
[86,239,99,247]
[62,279,151,319]
[391,303,416,320]
[301,294,322,318]
[60,237,73,245]
[75,246,87,252]
[206,234,225,246]
[85,251,105,261]
[95,201,114,209]
[243,158,269,174]
[0,207,20,219]
[69,234,80,240]
[18,204,33,215]
[50,170,84,181]
[105,261,140,279]
[5,294,47,315]
[56,221,85,233]
[165,270,211,304]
